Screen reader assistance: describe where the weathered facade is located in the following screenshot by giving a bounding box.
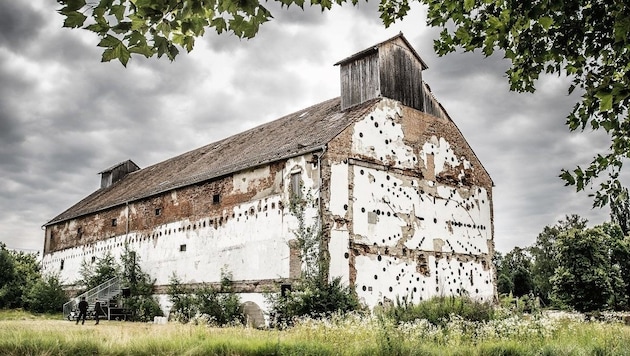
[43,34,495,319]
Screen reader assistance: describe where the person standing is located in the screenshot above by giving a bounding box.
[94,298,104,325]
[76,296,88,325]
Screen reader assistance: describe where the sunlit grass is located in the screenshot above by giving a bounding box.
[1,309,630,355]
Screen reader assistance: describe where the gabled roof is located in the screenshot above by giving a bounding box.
[45,97,381,226]
[98,160,139,174]
[334,32,429,70]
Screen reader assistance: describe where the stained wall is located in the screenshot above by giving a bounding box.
[325,98,494,308]
[42,156,321,315]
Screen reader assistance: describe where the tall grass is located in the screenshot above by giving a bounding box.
[384,296,495,326]
[1,309,630,355]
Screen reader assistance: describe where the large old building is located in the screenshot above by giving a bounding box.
[43,34,495,319]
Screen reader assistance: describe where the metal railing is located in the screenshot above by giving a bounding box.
[63,276,122,320]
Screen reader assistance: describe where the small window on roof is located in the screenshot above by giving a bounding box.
[155,208,162,216]
[112,218,117,226]
[77,227,83,239]
[213,194,221,204]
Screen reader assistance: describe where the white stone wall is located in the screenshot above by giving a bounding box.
[328,99,494,309]
[42,156,321,315]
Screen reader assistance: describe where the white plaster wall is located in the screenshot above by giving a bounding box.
[42,154,321,315]
[354,254,495,308]
[328,163,349,217]
[348,99,494,309]
[328,229,350,285]
[351,102,417,169]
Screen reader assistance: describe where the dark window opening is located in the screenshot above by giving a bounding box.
[60,260,64,270]
[77,227,83,239]
[179,244,187,252]
[112,218,117,226]
[213,194,221,204]
[91,256,96,263]
[155,208,162,216]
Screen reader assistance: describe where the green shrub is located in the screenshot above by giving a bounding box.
[385,295,495,327]
[23,273,68,314]
[267,277,363,326]
[167,271,243,326]
[195,272,244,326]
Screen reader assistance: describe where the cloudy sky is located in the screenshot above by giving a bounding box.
[0,0,617,254]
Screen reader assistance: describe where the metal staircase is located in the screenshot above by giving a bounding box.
[63,276,122,320]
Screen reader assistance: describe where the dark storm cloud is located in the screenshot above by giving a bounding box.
[0,2,45,49]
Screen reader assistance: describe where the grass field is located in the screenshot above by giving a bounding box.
[2,310,630,355]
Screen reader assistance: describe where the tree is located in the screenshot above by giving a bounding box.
[493,247,533,297]
[23,273,69,314]
[610,186,630,236]
[167,272,197,323]
[602,222,630,310]
[78,251,119,291]
[56,0,362,66]
[119,244,163,322]
[552,226,624,312]
[529,215,587,305]
[0,245,42,310]
[0,243,19,308]
[422,0,630,208]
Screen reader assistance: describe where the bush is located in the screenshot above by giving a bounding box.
[267,277,363,326]
[384,295,495,327]
[127,296,164,322]
[167,271,243,326]
[23,273,68,314]
[195,272,244,326]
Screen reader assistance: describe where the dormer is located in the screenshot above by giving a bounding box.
[98,160,140,189]
[334,33,428,111]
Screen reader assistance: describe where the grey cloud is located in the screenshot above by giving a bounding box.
[0,2,45,50]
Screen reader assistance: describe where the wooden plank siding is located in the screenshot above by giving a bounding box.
[339,52,380,110]
[378,45,424,112]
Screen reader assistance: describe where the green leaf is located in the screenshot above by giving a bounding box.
[97,35,122,48]
[61,11,87,28]
[63,0,87,11]
[130,14,147,31]
[560,170,576,186]
[211,17,227,34]
[129,44,154,58]
[85,23,110,35]
[464,0,474,12]
[111,4,126,22]
[539,16,553,30]
[101,41,131,66]
[596,91,613,112]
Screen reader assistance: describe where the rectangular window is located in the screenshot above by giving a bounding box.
[290,172,302,198]
[77,227,83,239]
[111,218,117,226]
[91,256,96,263]
[179,244,187,252]
[213,194,221,204]
[155,208,162,216]
[60,259,64,270]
